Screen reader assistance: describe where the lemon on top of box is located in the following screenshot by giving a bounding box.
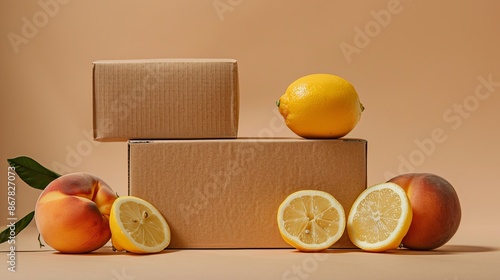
[128,138,367,249]
[92,58,239,141]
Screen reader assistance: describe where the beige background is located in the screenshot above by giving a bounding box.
[1,0,499,244]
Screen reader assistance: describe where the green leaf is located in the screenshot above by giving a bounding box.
[7,156,61,190]
[0,211,35,244]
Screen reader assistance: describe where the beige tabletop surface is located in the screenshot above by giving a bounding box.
[1,223,499,280]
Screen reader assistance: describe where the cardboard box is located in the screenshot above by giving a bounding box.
[92,58,239,141]
[129,138,367,249]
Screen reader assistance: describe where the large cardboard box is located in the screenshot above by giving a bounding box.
[92,58,239,141]
[129,138,367,249]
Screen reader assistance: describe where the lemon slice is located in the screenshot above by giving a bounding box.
[277,190,346,252]
[347,182,412,252]
[109,196,170,254]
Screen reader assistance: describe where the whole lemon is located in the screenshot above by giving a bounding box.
[277,74,364,138]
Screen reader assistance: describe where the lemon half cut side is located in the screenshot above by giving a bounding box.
[277,190,346,252]
[110,196,171,254]
[347,182,413,252]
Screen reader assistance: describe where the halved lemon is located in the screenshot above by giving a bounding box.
[109,196,171,254]
[347,182,412,252]
[277,190,346,252]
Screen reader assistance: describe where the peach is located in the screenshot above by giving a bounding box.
[388,173,461,250]
[35,172,118,253]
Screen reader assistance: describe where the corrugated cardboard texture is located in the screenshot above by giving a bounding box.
[129,138,367,249]
[92,59,239,141]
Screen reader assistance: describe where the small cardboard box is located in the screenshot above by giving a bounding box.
[92,58,239,141]
[129,138,367,249]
